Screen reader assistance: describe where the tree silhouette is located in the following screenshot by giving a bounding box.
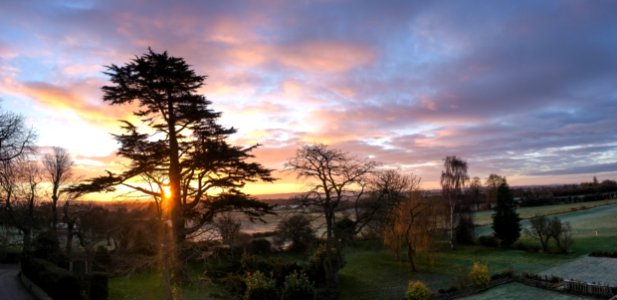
[440,156,468,249]
[492,181,520,247]
[287,144,376,288]
[43,147,74,231]
[69,49,274,282]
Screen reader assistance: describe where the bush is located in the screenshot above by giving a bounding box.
[477,235,498,247]
[513,241,540,253]
[244,271,277,300]
[455,215,475,245]
[281,271,315,300]
[469,262,490,288]
[21,255,84,300]
[490,269,513,280]
[405,280,430,300]
[32,231,68,267]
[307,244,344,284]
[246,239,272,255]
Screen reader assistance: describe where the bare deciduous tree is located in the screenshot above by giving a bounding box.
[43,147,74,231]
[0,109,34,163]
[287,144,376,287]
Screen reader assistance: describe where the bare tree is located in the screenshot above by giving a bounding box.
[440,156,469,250]
[0,155,43,250]
[0,109,34,163]
[381,173,440,271]
[43,147,74,231]
[287,144,376,287]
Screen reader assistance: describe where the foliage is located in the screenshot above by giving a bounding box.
[31,230,67,267]
[281,271,316,300]
[455,214,475,245]
[243,271,277,300]
[308,244,344,285]
[469,262,490,288]
[21,255,84,300]
[492,181,520,246]
[69,49,275,280]
[274,214,315,251]
[383,181,441,271]
[405,280,430,300]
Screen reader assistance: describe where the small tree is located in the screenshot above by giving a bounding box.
[274,214,315,251]
[492,181,520,247]
[549,217,573,253]
[214,213,242,248]
[440,156,469,250]
[42,147,74,231]
[526,215,551,252]
[287,144,376,288]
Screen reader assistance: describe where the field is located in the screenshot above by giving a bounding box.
[473,199,617,226]
[540,256,617,286]
[110,201,617,299]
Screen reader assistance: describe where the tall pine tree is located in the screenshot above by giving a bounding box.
[492,181,520,246]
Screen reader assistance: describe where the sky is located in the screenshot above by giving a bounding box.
[1,0,617,199]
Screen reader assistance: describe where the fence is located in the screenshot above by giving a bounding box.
[564,280,614,298]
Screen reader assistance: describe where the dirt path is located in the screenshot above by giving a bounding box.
[0,264,35,300]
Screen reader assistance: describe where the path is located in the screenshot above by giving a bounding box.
[0,264,35,300]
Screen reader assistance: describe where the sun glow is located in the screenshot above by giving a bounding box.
[162,185,172,199]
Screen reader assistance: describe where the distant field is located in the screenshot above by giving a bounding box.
[474,199,617,226]
[540,256,617,285]
[461,282,588,300]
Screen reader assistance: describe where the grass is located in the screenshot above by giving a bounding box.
[460,282,587,300]
[473,199,617,226]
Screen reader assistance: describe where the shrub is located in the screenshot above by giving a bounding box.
[455,215,475,245]
[281,271,315,300]
[469,262,490,288]
[274,214,315,252]
[244,271,277,300]
[490,269,513,280]
[32,231,68,266]
[477,235,498,247]
[21,255,84,300]
[405,280,430,300]
[334,218,355,246]
[307,244,344,284]
[246,239,272,255]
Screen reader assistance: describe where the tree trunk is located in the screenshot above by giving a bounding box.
[449,202,455,250]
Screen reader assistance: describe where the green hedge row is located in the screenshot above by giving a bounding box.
[21,255,108,300]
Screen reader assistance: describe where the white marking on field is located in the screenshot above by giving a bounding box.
[540,256,617,286]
